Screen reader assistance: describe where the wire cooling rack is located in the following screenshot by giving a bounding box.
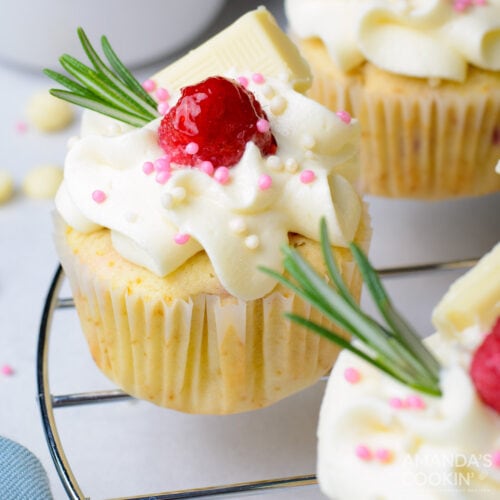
[37,259,477,500]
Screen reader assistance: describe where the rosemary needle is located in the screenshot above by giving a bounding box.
[44,28,160,127]
[260,219,442,397]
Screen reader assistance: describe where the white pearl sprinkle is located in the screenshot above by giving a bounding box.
[245,234,260,250]
[301,134,315,149]
[161,193,174,209]
[266,155,283,171]
[229,217,247,234]
[261,84,275,99]
[305,150,315,159]
[171,186,187,201]
[270,96,287,115]
[285,158,299,173]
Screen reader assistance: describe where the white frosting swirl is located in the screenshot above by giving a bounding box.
[317,325,500,500]
[56,76,362,300]
[285,0,500,81]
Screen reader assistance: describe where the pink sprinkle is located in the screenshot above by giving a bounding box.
[154,157,171,172]
[344,367,361,384]
[155,171,171,184]
[389,397,405,409]
[474,0,487,5]
[336,110,352,124]
[355,445,372,461]
[156,87,170,101]
[492,451,500,468]
[375,448,393,463]
[158,102,170,115]
[142,79,156,92]
[199,161,214,176]
[214,166,230,184]
[185,142,199,155]
[142,161,154,175]
[252,73,265,84]
[256,118,270,133]
[453,0,471,11]
[237,76,249,87]
[15,121,28,133]
[258,174,273,190]
[174,233,190,245]
[1,364,14,376]
[405,395,426,410]
[92,190,106,203]
[299,170,316,184]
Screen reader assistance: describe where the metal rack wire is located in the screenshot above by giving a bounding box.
[37,258,477,500]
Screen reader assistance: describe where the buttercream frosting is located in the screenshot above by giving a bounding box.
[317,275,500,500]
[285,0,500,82]
[56,75,362,300]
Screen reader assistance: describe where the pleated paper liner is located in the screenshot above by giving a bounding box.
[54,211,370,415]
[299,38,500,199]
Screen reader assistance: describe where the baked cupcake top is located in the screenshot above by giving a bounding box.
[316,243,500,499]
[285,0,500,81]
[53,10,363,301]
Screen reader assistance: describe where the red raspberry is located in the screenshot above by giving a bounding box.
[470,317,500,414]
[158,76,277,168]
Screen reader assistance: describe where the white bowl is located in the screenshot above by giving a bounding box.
[0,0,226,71]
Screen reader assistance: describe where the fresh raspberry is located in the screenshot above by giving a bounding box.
[470,317,500,414]
[158,76,277,167]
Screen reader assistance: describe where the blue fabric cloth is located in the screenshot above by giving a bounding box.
[0,436,53,500]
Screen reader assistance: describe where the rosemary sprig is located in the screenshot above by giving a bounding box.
[44,28,160,127]
[261,219,442,397]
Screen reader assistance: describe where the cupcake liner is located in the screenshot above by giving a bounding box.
[300,39,500,199]
[54,213,370,415]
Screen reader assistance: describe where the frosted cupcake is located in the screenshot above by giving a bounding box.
[48,9,370,414]
[285,0,500,199]
[294,240,500,499]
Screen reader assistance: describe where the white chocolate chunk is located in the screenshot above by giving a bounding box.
[26,91,74,132]
[23,164,63,199]
[432,243,500,337]
[152,8,311,94]
[0,170,14,204]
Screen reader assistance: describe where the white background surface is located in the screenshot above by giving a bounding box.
[0,1,499,499]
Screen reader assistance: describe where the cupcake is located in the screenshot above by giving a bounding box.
[285,0,500,199]
[48,8,370,414]
[299,241,500,499]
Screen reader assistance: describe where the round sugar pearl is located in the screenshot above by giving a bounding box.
[355,445,372,461]
[344,367,361,384]
[245,234,260,250]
